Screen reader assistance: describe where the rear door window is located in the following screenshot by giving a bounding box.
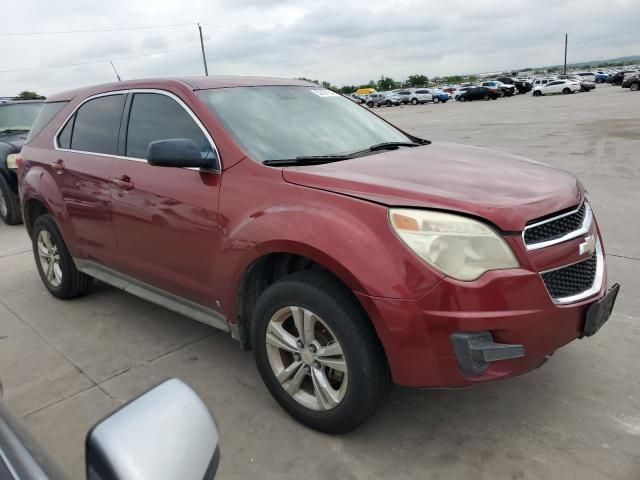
[125,93,216,162]
[70,94,126,154]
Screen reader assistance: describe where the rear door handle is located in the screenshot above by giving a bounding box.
[51,159,65,174]
[112,175,134,191]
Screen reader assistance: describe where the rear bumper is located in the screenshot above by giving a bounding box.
[357,265,608,388]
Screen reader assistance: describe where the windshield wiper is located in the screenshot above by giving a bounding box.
[368,141,421,151]
[0,128,30,134]
[262,142,422,166]
[263,154,354,166]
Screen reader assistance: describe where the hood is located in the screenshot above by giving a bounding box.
[282,142,583,232]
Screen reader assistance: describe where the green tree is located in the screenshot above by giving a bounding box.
[15,91,44,100]
[377,76,397,91]
[405,74,429,87]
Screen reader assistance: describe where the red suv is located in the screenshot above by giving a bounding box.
[17,77,619,433]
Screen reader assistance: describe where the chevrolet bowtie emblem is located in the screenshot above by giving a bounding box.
[579,234,596,256]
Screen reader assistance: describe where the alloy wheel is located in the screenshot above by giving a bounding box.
[631,82,639,91]
[0,189,6,219]
[37,230,62,287]
[265,306,348,411]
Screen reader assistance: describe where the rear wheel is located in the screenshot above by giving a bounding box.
[460,96,466,102]
[630,82,639,91]
[533,90,542,97]
[251,270,391,434]
[32,214,93,299]
[367,101,374,108]
[411,98,418,105]
[433,97,440,104]
[0,174,21,225]
[483,95,490,100]
[563,88,571,94]
[385,100,392,107]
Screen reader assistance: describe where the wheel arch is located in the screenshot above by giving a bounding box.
[233,243,373,351]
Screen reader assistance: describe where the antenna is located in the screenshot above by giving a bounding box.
[110,60,122,82]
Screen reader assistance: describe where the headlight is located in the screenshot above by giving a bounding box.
[389,209,519,281]
[6,154,18,170]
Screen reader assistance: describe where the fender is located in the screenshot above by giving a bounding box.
[20,165,82,258]
[214,160,444,328]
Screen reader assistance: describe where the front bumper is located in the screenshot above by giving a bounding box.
[357,262,609,388]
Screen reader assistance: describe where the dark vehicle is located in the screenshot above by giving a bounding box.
[0,100,43,224]
[457,86,499,101]
[0,378,220,479]
[608,71,636,85]
[496,77,532,94]
[482,81,515,97]
[622,74,640,91]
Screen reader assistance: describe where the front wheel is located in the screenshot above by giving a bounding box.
[483,95,490,100]
[630,82,639,91]
[460,96,466,102]
[533,90,542,97]
[563,88,571,94]
[433,97,440,104]
[251,270,391,434]
[32,214,93,299]
[411,98,418,105]
[0,174,22,225]
[367,101,374,108]
[385,100,392,107]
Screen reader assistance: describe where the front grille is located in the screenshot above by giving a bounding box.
[524,203,587,246]
[541,252,598,299]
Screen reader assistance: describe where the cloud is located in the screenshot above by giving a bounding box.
[1,0,639,96]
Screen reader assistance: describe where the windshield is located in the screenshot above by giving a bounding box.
[197,86,409,161]
[0,103,42,132]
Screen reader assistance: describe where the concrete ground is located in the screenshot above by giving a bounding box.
[1,84,638,479]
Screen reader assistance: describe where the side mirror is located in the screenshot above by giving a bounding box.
[146,138,217,170]
[86,379,219,480]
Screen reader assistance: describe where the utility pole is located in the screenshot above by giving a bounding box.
[198,23,209,76]
[563,33,568,75]
[110,60,122,81]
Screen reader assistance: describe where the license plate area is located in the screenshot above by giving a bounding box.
[583,283,620,337]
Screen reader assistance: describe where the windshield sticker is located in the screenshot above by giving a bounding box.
[310,89,340,97]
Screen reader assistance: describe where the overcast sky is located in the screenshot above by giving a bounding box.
[1,0,639,96]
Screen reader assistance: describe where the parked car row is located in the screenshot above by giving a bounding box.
[357,88,450,108]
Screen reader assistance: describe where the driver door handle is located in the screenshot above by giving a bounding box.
[112,175,135,191]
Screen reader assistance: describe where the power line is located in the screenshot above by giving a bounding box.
[200,22,382,50]
[0,22,195,37]
[0,44,201,73]
[0,22,385,75]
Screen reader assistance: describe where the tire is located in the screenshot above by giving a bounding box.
[385,100,392,107]
[483,95,490,100]
[562,88,571,95]
[32,214,93,299]
[433,97,440,104]
[251,270,391,434]
[631,82,639,91]
[367,101,374,108]
[533,90,542,97]
[411,98,418,105]
[460,96,466,102]
[0,174,22,225]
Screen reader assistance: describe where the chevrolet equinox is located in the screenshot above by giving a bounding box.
[17,77,619,433]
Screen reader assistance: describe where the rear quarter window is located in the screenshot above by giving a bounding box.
[26,102,66,143]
